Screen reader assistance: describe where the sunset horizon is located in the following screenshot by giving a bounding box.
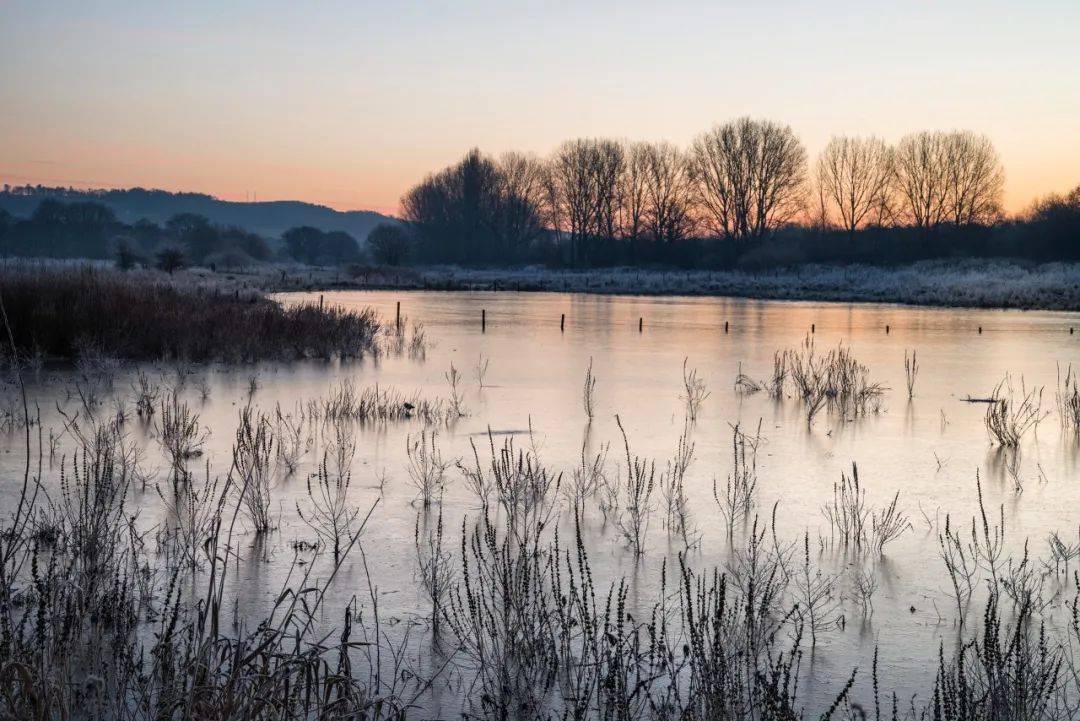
[3,1,1078,217]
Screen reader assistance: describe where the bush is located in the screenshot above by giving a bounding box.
[367,222,412,266]
[155,245,186,274]
[114,238,139,270]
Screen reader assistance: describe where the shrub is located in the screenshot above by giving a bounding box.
[155,245,186,274]
[367,222,412,266]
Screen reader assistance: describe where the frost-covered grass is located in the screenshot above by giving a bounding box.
[17,256,1080,312]
[358,259,1080,311]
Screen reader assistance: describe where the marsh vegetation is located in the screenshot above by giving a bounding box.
[2,289,1080,720]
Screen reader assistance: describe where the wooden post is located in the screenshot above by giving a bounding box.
[638,317,643,333]
[560,313,565,332]
[724,321,729,333]
[482,309,486,332]
[319,294,324,312]
[395,301,401,330]
[811,323,815,333]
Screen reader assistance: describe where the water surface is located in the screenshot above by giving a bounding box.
[7,289,1080,714]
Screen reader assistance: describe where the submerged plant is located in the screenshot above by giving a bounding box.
[905,348,919,399]
[474,353,490,388]
[612,415,655,556]
[715,420,762,538]
[823,463,910,555]
[234,405,275,533]
[445,362,467,418]
[583,357,597,421]
[156,390,206,477]
[1057,363,1080,436]
[681,357,710,421]
[298,447,360,559]
[406,429,450,507]
[985,375,1046,446]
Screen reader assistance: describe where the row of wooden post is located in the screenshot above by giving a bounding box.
[385,303,1078,336]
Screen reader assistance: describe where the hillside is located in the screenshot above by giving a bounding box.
[0,186,395,240]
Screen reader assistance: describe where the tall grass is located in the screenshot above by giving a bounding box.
[985,375,1046,446]
[905,348,919,399]
[583,357,597,421]
[783,336,885,425]
[715,421,761,537]
[234,405,275,533]
[405,429,449,507]
[1057,363,1080,436]
[681,357,710,421]
[0,262,382,362]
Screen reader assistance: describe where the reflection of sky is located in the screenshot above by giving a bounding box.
[1,0,1077,214]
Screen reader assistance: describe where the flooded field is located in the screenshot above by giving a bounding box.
[5,289,1080,717]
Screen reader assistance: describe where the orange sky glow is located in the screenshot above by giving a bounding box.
[2,2,1077,217]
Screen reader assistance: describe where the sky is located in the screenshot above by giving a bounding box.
[1,1,1077,216]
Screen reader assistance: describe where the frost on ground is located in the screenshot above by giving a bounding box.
[13,256,1080,312]
[312,259,1080,311]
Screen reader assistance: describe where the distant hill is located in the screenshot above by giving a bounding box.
[0,185,396,241]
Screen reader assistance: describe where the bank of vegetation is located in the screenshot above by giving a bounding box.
[0,262,381,362]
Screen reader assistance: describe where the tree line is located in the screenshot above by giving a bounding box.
[0,199,370,270]
[399,118,1080,268]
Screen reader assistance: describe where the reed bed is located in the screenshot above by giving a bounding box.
[0,262,382,362]
[985,375,1047,446]
[742,337,886,426]
[315,379,446,424]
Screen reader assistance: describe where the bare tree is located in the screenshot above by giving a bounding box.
[494,152,548,256]
[549,138,625,264]
[893,131,950,232]
[815,136,894,237]
[688,117,807,244]
[592,139,625,250]
[619,142,651,257]
[642,141,696,245]
[550,140,596,264]
[942,131,1004,226]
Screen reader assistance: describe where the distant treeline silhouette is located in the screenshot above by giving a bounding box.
[400,118,1080,269]
[0,184,392,239]
[3,119,1078,272]
[0,198,365,269]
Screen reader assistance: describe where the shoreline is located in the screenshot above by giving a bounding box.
[7,256,1080,314]
[262,258,1080,314]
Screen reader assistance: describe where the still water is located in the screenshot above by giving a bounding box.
[6,290,1080,714]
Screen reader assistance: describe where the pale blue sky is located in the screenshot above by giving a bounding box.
[2,1,1077,213]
